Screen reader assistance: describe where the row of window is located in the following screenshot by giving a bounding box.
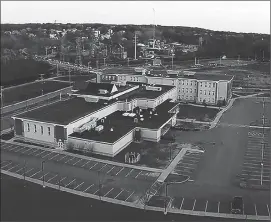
[199,90,215,96]
[27,123,51,135]
[200,82,216,88]
[178,95,195,100]
[179,80,197,86]
[102,75,117,81]
[179,88,197,93]
[199,98,215,103]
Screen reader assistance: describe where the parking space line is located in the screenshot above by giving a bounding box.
[98,164,107,172]
[15,167,24,173]
[65,157,75,164]
[29,149,40,155]
[21,147,32,154]
[58,155,67,161]
[42,152,53,158]
[25,168,34,174]
[8,164,20,171]
[73,159,82,166]
[89,162,98,170]
[205,200,208,212]
[93,188,100,195]
[192,199,196,211]
[59,177,67,183]
[267,204,270,216]
[1,162,12,169]
[116,167,124,175]
[104,188,114,197]
[29,170,41,177]
[13,147,25,153]
[218,201,220,213]
[74,182,84,190]
[107,166,115,174]
[84,184,94,192]
[47,174,58,182]
[180,198,184,209]
[38,172,49,180]
[114,189,124,199]
[35,150,46,156]
[1,144,12,149]
[125,169,133,177]
[65,179,76,187]
[254,204,257,216]
[135,171,142,179]
[48,153,59,160]
[125,191,134,201]
[10,146,20,151]
[81,161,90,167]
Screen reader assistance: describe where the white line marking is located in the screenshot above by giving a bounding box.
[180,198,184,210]
[48,154,59,160]
[218,201,220,213]
[13,147,25,153]
[38,172,49,180]
[65,179,76,187]
[98,164,107,172]
[59,177,67,183]
[74,182,84,190]
[116,167,124,175]
[65,157,75,163]
[93,188,100,195]
[104,188,114,197]
[192,199,196,211]
[205,200,208,212]
[73,159,82,166]
[35,150,46,156]
[58,155,67,161]
[47,174,58,182]
[7,164,20,171]
[135,171,142,179]
[125,169,134,177]
[267,204,270,216]
[1,162,12,169]
[89,162,98,170]
[29,170,41,177]
[21,147,32,154]
[254,204,257,216]
[10,146,20,151]
[81,160,90,167]
[125,191,134,201]
[25,168,34,174]
[84,184,94,192]
[107,166,115,174]
[43,152,55,159]
[29,149,40,155]
[114,189,124,199]
[15,167,24,173]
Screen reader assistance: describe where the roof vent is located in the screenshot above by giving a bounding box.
[110,127,114,132]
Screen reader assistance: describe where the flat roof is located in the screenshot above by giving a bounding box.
[2,80,71,107]
[119,84,175,101]
[101,67,143,75]
[194,74,234,81]
[70,99,178,143]
[15,97,112,125]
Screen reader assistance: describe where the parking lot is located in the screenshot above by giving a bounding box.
[170,196,270,217]
[173,150,205,180]
[0,159,141,203]
[239,129,270,188]
[0,141,160,182]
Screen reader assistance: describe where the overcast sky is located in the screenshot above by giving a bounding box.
[1,1,270,34]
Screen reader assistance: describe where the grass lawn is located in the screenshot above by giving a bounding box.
[178,105,219,122]
[2,80,70,106]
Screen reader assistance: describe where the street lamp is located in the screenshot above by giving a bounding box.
[97,171,102,201]
[23,160,26,187]
[164,182,171,215]
[41,160,46,188]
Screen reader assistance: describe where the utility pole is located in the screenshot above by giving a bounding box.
[23,160,26,187]
[195,57,197,65]
[0,86,3,108]
[96,60,99,69]
[103,58,106,67]
[254,52,257,61]
[220,56,222,66]
[238,55,240,64]
[97,171,102,201]
[68,67,71,85]
[171,54,174,70]
[153,8,156,42]
[41,161,45,188]
[127,58,130,67]
[134,33,137,60]
[262,50,265,61]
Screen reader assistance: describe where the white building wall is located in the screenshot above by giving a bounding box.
[178,78,197,101]
[197,80,217,104]
[23,120,55,143]
[112,130,134,156]
[147,77,177,86]
[140,128,160,142]
[217,81,228,101]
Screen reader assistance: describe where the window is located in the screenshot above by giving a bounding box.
[182,88,184,92]
[212,91,215,95]
[200,90,202,94]
[27,123,30,132]
[190,89,192,93]
[205,83,207,87]
[186,88,188,92]
[195,89,197,92]
[204,90,206,95]
[186,82,188,85]
[34,124,37,133]
[41,126,43,135]
[213,83,216,87]
[209,83,211,88]
[48,127,51,136]
[200,82,203,87]
[190,82,192,86]
[182,81,184,85]
[209,91,211,95]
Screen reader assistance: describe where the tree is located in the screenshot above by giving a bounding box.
[202,99,207,107]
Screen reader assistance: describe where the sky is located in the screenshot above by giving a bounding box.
[1,1,270,34]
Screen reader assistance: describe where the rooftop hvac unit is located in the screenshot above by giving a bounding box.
[146,86,162,91]
[134,118,138,123]
[95,125,104,132]
[110,127,114,132]
[99,89,108,95]
[85,97,99,103]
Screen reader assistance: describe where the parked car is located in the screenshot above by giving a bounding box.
[231,196,243,214]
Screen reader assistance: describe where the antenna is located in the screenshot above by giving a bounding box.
[153,8,156,46]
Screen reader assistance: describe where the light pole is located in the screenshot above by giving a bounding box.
[23,160,26,187]
[97,171,102,201]
[41,160,46,188]
[0,86,3,108]
[171,54,175,70]
[164,182,171,215]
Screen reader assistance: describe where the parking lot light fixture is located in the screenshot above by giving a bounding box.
[260,163,263,186]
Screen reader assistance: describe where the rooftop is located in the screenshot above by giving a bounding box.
[15,97,113,125]
[101,67,144,75]
[194,73,234,81]
[69,99,178,143]
[119,84,175,101]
